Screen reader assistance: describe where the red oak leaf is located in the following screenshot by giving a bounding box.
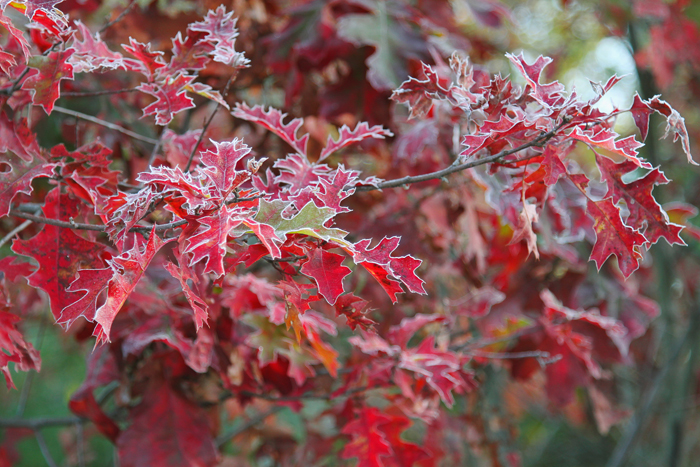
[21,47,74,114]
[189,5,248,67]
[0,12,30,61]
[69,21,125,73]
[168,31,212,74]
[137,73,196,125]
[117,376,218,467]
[628,93,653,140]
[164,257,208,330]
[595,153,684,246]
[379,413,432,467]
[398,336,468,406]
[388,314,446,349]
[570,127,649,169]
[184,205,243,277]
[507,53,566,107]
[300,248,352,305]
[587,198,647,278]
[0,310,40,390]
[136,165,210,212]
[334,293,376,330]
[232,103,309,156]
[352,237,426,297]
[0,150,56,217]
[93,230,173,343]
[318,122,393,162]
[122,38,166,80]
[341,407,393,467]
[274,153,331,193]
[647,96,696,165]
[12,189,106,324]
[199,138,255,198]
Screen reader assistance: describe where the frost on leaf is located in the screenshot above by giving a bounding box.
[232,103,309,156]
[587,198,647,278]
[12,189,106,324]
[137,73,196,125]
[300,248,352,305]
[21,47,75,114]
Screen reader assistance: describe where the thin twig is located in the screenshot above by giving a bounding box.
[34,429,59,467]
[239,385,368,402]
[0,218,33,249]
[453,324,544,351]
[61,88,138,97]
[466,349,551,360]
[356,118,570,192]
[184,73,238,172]
[99,0,137,34]
[215,407,283,448]
[0,416,82,429]
[263,254,307,263]
[52,106,158,145]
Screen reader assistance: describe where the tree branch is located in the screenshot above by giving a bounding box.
[99,0,138,34]
[52,106,159,145]
[356,118,570,192]
[61,88,139,98]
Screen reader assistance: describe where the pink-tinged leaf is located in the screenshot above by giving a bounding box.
[5,0,64,19]
[300,248,352,305]
[303,165,359,213]
[318,122,393,162]
[21,47,75,114]
[541,145,568,186]
[628,93,653,140]
[240,218,282,259]
[0,310,40,390]
[232,103,309,156]
[137,73,196,125]
[189,5,248,67]
[334,294,376,330]
[388,314,446,349]
[0,152,56,217]
[595,153,684,246]
[185,82,229,109]
[62,267,113,326]
[199,139,254,198]
[398,336,468,406]
[0,12,30,61]
[348,329,398,356]
[162,129,204,167]
[0,50,16,74]
[570,127,650,169]
[353,236,401,265]
[122,38,166,80]
[391,62,446,118]
[587,198,647,278]
[507,53,566,107]
[508,198,540,259]
[184,205,243,277]
[389,255,425,294]
[274,154,331,193]
[341,407,393,467]
[647,96,696,165]
[104,187,158,251]
[69,21,125,73]
[361,262,404,304]
[117,377,218,467]
[168,31,212,74]
[446,286,506,317]
[136,165,210,212]
[665,202,700,242]
[91,229,173,343]
[12,190,106,324]
[164,259,208,330]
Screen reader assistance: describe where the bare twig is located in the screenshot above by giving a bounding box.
[239,386,369,402]
[99,0,137,34]
[184,73,238,172]
[356,118,570,192]
[0,218,33,249]
[216,407,283,448]
[52,106,158,145]
[0,416,82,429]
[61,88,139,98]
[34,429,59,467]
